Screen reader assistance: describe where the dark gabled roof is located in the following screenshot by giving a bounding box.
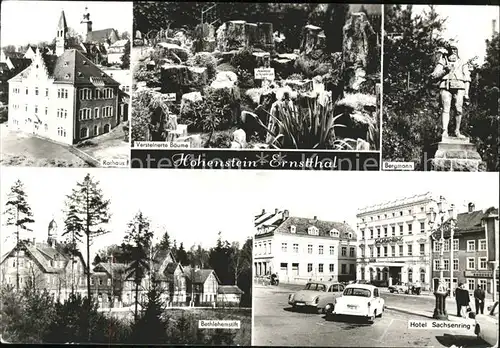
[274,216,356,238]
[455,210,485,233]
[483,207,499,216]
[86,29,118,44]
[184,267,219,284]
[94,262,128,276]
[164,262,178,275]
[8,58,32,71]
[218,285,244,295]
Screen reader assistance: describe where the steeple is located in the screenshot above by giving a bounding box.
[80,6,93,41]
[56,10,68,56]
[48,215,58,247]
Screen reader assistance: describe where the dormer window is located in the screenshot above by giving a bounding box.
[64,61,69,67]
[65,73,70,79]
[290,225,296,233]
[78,72,83,77]
[348,232,353,239]
[329,228,340,237]
[83,61,87,65]
[308,226,319,236]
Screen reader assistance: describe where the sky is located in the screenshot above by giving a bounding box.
[0,168,255,264]
[412,5,499,65]
[1,0,132,47]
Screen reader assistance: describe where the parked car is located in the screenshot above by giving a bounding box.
[355,280,371,285]
[288,281,345,312]
[388,282,409,294]
[325,284,385,323]
[469,301,499,346]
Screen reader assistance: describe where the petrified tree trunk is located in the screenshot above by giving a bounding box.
[342,12,376,92]
[300,24,323,55]
[256,22,274,51]
[226,20,247,50]
[246,23,258,47]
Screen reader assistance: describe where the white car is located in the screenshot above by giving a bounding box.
[326,284,385,323]
[473,301,499,346]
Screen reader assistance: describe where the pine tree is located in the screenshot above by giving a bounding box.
[65,174,111,301]
[3,179,35,291]
[62,204,84,294]
[122,211,154,324]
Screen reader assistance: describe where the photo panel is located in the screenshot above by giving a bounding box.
[0,1,132,168]
[0,167,254,345]
[251,170,499,347]
[382,4,499,172]
[130,3,382,170]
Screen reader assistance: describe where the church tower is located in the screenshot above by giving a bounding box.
[80,6,93,41]
[47,217,58,247]
[56,10,68,56]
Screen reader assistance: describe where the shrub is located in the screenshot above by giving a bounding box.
[230,48,255,87]
[293,55,320,78]
[188,52,218,81]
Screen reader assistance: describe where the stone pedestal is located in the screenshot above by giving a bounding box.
[431,136,486,172]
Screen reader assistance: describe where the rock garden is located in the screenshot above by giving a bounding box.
[132,3,381,150]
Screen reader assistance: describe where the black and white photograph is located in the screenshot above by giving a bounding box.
[131,3,381,152]
[382,5,499,172]
[0,1,131,168]
[0,168,253,345]
[252,171,499,347]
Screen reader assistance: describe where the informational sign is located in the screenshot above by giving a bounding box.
[165,93,176,101]
[254,68,275,81]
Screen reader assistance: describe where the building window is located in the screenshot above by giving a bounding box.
[399,225,404,235]
[307,244,312,254]
[467,279,475,291]
[79,108,92,120]
[376,246,380,257]
[93,125,99,136]
[408,223,413,234]
[34,105,38,114]
[377,228,381,238]
[293,243,299,253]
[57,127,66,137]
[329,246,334,255]
[80,88,92,100]
[479,239,487,251]
[383,246,387,257]
[307,263,312,272]
[281,243,287,252]
[391,245,395,256]
[453,239,459,251]
[99,278,103,286]
[361,248,365,257]
[384,227,388,237]
[478,279,487,290]
[434,259,440,271]
[319,245,324,255]
[391,226,395,236]
[370,229,373,239]
[479,257,487,270]
[45,88,49,97]
[407,244,413,256]
[341,247,347,256]
[25,87,28,95]
[453,259,459,271]
[361,229,365,239]
[420,269,425,283]
[329,264,334,273]
[467,240,476,252]
[349,247,355,257]
[443,259,449,270]
[103,88,114,98]
[318,264,323,273]
[467,257,475,270]
[308,226,319,236]
[90,278,94,285]
[420,222,425,233]
[341,264,346,274]
[35,87,39,95]
[420,243,425,255]
[369,246,374,257]
[399,245,403,256]
[443,239,450,252]
[57,88,68,98]
[408,269,413,282]
[434,241,441,252]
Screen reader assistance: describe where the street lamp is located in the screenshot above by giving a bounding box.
[427,196,457,321]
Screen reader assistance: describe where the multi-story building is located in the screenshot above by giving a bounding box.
[7,9,126,145]
[356,193,436,289]
[0,219,87,300]
[254,209,357,284]
[431,203,499,296]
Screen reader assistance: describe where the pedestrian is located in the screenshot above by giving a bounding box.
[458,283,471,317]
[456,283,464,316]
[414,280,422,295]
[474,285,486,314]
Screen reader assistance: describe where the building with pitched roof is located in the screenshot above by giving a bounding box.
[7,9,126,145]
[430,203,499,296]
[254,209,357,283]
[184,266,220,305]
[217,285,244,305]
[0,218,87,301]
[356,193,436,289]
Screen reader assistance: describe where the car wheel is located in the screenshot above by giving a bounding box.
[389,289,394,293]
[474,323,480,336]
[377,307,383,318]
[368,311,376,323]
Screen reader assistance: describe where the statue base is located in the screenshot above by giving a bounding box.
[430,136,486,172]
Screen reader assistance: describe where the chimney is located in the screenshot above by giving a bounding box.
[468,202,475,213]
[275,208,279,215]
[284,210,289,219]
[262,209,266,215]
[32,237,36,244]
[313,215,318,221]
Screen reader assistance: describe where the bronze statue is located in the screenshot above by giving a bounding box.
[430,44,471,139]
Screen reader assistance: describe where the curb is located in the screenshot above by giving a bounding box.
[385,305,433,319]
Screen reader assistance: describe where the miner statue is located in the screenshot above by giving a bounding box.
[430,42,473,140]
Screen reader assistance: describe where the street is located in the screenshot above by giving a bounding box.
[253,284,490,347]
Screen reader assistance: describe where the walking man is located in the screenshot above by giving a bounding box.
[474,285,486,314]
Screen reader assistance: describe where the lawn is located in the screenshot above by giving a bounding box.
[77,123,130,164]
[0,124,89,167]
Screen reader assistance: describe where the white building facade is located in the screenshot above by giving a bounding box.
[356,193,438,290]
[254,209,357,284]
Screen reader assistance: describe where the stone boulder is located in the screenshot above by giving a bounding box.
[226,20,247,50]
[210,71,238,89]
[256,22,275,51]
[232,129,247,147]
[157,42,190,62]
[161,64,208,92]
[300,24,324,56]
[180,92,203,114]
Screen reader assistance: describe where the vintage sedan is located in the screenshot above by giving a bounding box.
[326,284,385,323]
[288,281,345,312]
[388,282,409,294]
[471,301,499,346]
